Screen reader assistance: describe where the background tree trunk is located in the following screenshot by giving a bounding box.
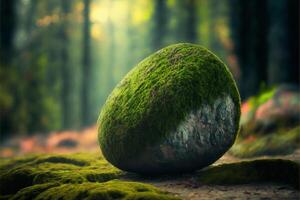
[174,0,197,43]
[107,0,116,92]
[0,0,16,64]
[81,0,91,126]
[0,0,17,136]
[185,0,197,43]
[60,1,72,129]
[267,0,299,85]
[230,0,268,99]
[152,0,167,50]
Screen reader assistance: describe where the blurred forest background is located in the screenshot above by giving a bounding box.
[0,0,299,138]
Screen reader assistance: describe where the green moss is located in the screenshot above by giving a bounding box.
[98,43,240,167]
[197,159,300,189]
[7,180,179,200]
[10,183,59,200]
[240,86,299,137]
[248,87,276,108]
[239,88,276,136]
[30,180,179,200]
[0,153,179,200]
[0,153,122,196]
[230,126,300,158]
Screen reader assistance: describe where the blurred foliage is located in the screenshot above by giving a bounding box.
[0,0,298,136]
[240,85,300,136]
[0,0,232,136]
[231,126,300,158]
[233,85,300,158]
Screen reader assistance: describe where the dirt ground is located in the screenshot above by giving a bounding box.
[123,150,300,200]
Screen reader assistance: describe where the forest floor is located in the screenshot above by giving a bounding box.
[0,126,299,199]
[123,150,300,200]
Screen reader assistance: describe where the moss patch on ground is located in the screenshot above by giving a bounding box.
[98,43,240,170]
[230,126,300,158]
[197,159,300,189]
[0,153,179,200]
[9,180,179,200]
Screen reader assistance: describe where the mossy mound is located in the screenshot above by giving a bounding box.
[0,153,122,195]
[233,85,300,158]
[0,153,179,200]
[230,126,300,158]
[9,180,179,200]
[240,85,300,136]
[98,43,240,174]
[197,159,300,189]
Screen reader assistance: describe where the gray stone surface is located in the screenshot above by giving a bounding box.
[123,95,238,173]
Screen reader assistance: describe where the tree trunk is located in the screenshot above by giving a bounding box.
[60,1,72,129]
[267,0,299,85]
[230,0,268,99]
[126,3,135,71]
[0,0,17,136]
[0,0,16,64]
[107,0,115,91]
[174,0,197,43]
[185,0,197,43]
[152,0,167,50]
[81,0,91,126]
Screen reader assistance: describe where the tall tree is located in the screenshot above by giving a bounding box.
[174,0,197,43]
[60,0,72,129]
[230,0,268,99]
[81,0,92,126]
[0,0,16,63]
[0,0,17,136]
[126,3,135,71]
[107,0,116,91]
[184,0,197,43]
[267,0,299,85]
[208,0,224,53]
[152,0,167,50]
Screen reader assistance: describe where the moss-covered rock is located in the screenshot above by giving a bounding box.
[197,159,300,189]
[230,126,300,158]
[0,153,179,200]
[98,43,240,174]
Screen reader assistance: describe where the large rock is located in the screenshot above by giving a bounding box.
[98,43,240,174]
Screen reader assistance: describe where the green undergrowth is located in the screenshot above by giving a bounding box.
[98,43,240,168]
[240,86,299,137]
[230,126,300,158]
[197,159,300,189]
[239,87,276,136]
[8,180,179,200]
[0,153,179,200]
[247,87,276,111]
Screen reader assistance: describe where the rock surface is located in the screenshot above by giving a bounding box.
[98,43,240,174]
